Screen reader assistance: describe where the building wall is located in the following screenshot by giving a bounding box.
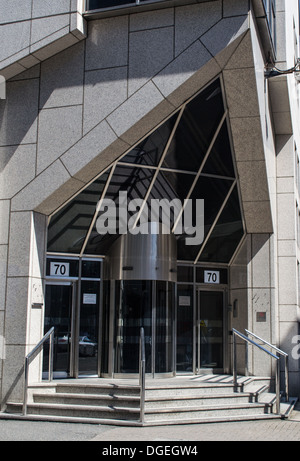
[0,0,299,404]
[276,0,300,393]
[230,0,300,395]
[0,0,86,80]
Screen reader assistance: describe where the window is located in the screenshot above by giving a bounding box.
[296,201,300,249]
[263,0,276,51]
[47,78,245,264]
[295,143,300,194]
[86,0,154,11]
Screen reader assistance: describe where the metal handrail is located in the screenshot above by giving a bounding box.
[232,328,281,414]
[23,327,54,416]
[245,329,289,401]
[139,327,146,424]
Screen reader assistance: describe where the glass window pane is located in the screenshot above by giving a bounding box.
[155,281,174,373]
[87,0,135,9]
[177,177,234,261]
[200,291,223,369]
[190,176,233,228]
[177,265,194,283]
[177,284,193,372]
[47,171,110,254]
[114,280,152,374]
[79,280,100,375]
[199,186,244,263]
[202,122,235,178]
[84,165,155,255]
[43,285,73,375]
[81,260,101,278]
[162,79,224,171]
[149,171,195,229]
[120,114,178,166]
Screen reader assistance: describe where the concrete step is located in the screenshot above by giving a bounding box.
[2,375,291,426]
[5,398,275,423]
[55,383,140,397]
[5,402,141,421]
[33,392,140,409]
[145,389,269,409]
[32,385,268,411]
[144,395,276,422]
[144,383,244,398]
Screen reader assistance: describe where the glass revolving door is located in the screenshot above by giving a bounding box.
[106,279,175,377]
[102,223,177,377]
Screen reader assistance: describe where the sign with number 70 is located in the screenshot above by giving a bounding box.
[204,270,220,284]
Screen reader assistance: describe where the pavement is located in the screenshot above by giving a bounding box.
[1,404,300,442]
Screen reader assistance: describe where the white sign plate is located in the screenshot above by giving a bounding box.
[83,293,97,305]
[179,296,191,306]
[204,270,220,284]
[50,262,70,277]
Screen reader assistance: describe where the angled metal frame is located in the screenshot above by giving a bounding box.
[47,75,246,265]
[79,163,117,256]
[193,179,237,264]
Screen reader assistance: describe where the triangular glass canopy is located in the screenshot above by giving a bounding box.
[47,78,245,264]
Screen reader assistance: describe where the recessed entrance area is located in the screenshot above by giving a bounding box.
[43,256,228,378]
[44,77,244,380]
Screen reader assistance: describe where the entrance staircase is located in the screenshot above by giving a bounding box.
[1,375,297,426]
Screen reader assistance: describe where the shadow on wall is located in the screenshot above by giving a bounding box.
[229,234,300,397]
[0,77,39,167]
[0,8,252,216]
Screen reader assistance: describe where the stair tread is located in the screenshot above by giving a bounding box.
[7,401,141,413]
[144,401,274,413]
[145,390,267,401]
[33,392,140,401]
[0,411,281,426]
[7,400,273,413]
[30,388,274,401]
[5,374,284,426]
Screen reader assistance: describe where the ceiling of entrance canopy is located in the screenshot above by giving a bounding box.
[47,78,245,264]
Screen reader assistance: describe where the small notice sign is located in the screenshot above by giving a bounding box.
[179,296,191,306]
[83,293,97,305]
[256,312,267,323]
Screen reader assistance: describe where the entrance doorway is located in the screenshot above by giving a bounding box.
[176,288,225,374]
[44,258,227,379]
[43,282,76,377]
[196,290,224,371]
[102,280,175,377]
[44,257,102,378]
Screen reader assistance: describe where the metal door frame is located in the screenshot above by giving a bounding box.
[44,280,77,378]
[45,255,103,378]
[194,286,227,374]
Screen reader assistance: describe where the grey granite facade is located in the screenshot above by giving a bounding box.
[0,0,300,405]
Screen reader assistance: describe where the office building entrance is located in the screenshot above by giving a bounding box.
[44,255,228,378]
[44,77,244,379]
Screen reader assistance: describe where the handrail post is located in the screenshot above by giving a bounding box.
[245,341,249,377]
[23,356,29,416]
[22,327,55,416]
[245,329,289,403]
[49,329,54,382]
[139,327,145,424]
[233,328,284,416]
[285,355,289,402]
[233,331,237,391]
[276,358,280,414]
